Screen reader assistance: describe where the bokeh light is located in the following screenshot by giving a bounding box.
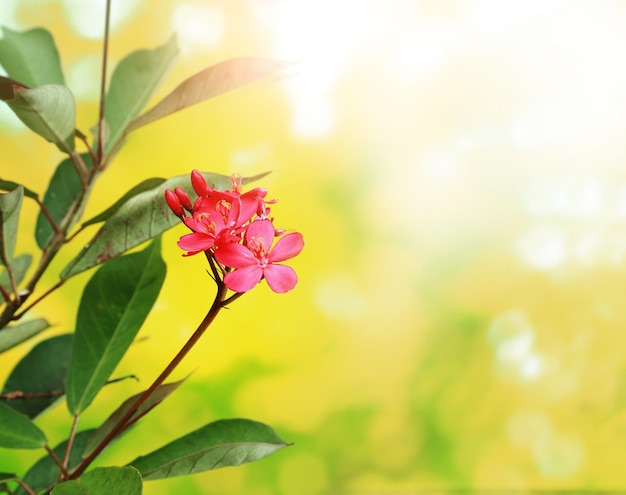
[3,1,626,493]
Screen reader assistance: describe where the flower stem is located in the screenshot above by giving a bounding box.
[68,277,231,479]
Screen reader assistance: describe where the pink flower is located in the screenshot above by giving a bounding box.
[215,219,304,293]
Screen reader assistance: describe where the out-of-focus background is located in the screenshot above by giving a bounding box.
[2,0,626,493]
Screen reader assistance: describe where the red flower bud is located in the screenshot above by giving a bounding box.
[165,189,184,217]
[174,187,192,211]
[191,169,210,196]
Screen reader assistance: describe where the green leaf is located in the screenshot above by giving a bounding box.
[1,80,75,152]
[0,402,46,449]
[0,318,49,353]
[15,429,95,495]
[0,253,32,292]
[0,473,16,495]
[104,36,178,154]
[35,154,92,249]
[65,239,166,414]
[2,334,72,418]
[0,186,22,267]
[81,177,165,228]
[61,171,267,278]
[51,467,142,495]
[0,27,64,87]
[0,179,39,200]
[127,57,290,132]
[83,379,185,459]
[129,418,289,480]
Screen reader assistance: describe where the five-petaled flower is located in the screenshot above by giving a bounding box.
[215,219,304,293]
[165,170,304,293]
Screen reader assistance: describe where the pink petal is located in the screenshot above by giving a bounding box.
[264,264,298,293]
[223,265,263,292]
[214,242,258,268]
[244,219,275,246]
[268,232,304,263]
[177,232,215,253]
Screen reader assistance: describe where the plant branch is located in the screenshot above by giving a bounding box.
[60,415,80,477]
[12,279,65,321]
[14,478,36,495]
[69,272,230,479]
[45,443,68,479]
[96,0,112,164]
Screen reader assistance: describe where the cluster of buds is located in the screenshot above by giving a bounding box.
[165,170,304,293]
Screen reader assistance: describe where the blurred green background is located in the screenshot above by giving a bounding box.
[3,0,626,493]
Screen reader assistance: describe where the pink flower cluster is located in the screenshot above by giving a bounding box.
[165,170,304,293]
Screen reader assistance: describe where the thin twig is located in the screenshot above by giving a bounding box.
[45,443,69,479]
[61,415,80,478]
[12,279,65,321]
[96,0,112,163]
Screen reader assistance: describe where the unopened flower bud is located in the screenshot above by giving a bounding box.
[165,189,184,217]
[191,169,210,196]
[174,187,192,211]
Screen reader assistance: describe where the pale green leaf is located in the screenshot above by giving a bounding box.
[128,57,290,132]
[0,318,49,353]
[0,27,64,87]
[1,81,75,152]
[0,186,22,267]
[61,171,266,279]
[104,36,178,153]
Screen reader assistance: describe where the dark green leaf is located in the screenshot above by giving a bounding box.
[0,179,38,199]
[0,186,22,267]
[0,402,46,449]
[129,418,289,480]
[104,36,178,154]
[65,239,166,414]
[0,473,16,495]
[127,57,291,132]
[1,81,75,152]
[15,429,95,495]
[2,334,72,418]
[35,154,92,249]
[0,253,32,292]
[51,467,142,495]
[83,379,185,459]
[0,318,49,353]
[61,171,267,278]
[81,178,165,227]
[0,27,64,87]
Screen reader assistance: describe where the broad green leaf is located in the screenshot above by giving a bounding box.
[0,186,22,267]
[81,177,165,227]
[0,402,46,449]
[127,57,291,132]
[0,253,32,292]
[2,334,72,418]
[35,154,92,249]
[15,429,95,495]
[61,171,267,279]
[65,239,166,414]
[104,36,178,154]
[0,27,64,87]
[1,81,75,152]
[129,418,289,480]
[0,179,38,199]
[83,379,185,459]
[51,467,142,495]
[0,318,49,353]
